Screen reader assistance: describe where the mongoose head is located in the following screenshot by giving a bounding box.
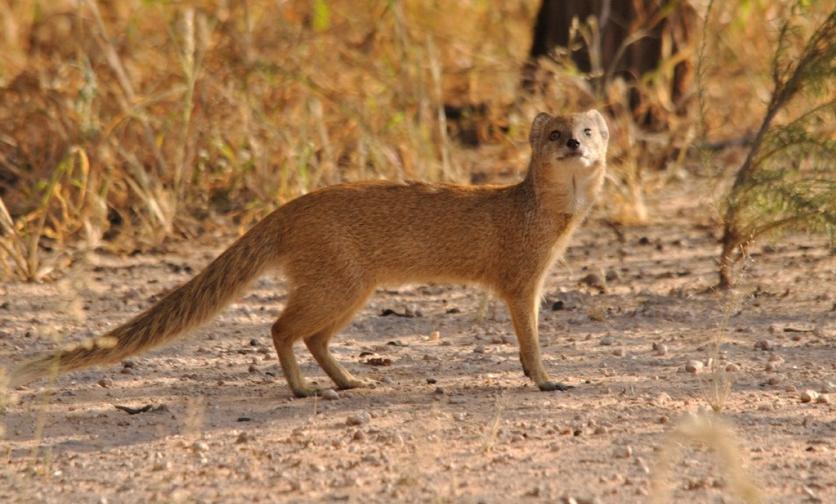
[529,109,609,169]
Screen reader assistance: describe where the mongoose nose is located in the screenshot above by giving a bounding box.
[566,138,580,150]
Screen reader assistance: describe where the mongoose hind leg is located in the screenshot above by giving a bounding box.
[271,297,340,398]
[271,316,322,398]
[305,329,374,390]
[303,291,374,390]
[272,277,372,397]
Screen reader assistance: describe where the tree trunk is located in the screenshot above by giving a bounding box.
[718,236,737,289]
[522,0,696,122]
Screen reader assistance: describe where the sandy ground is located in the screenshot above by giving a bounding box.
[1,181,834,503]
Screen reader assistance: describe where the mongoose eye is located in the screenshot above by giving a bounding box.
[583,128,592,137]
[548,131,561,141]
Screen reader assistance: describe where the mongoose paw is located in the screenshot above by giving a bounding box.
[337,378,376,390]
[537,381,574,392]
[291,385,324,398]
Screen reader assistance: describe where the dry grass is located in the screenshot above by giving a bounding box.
[1,0,533,258]
[650,411,762,504]
[481,392,506,454]
[700,289,740,412]
[0,0,813,280]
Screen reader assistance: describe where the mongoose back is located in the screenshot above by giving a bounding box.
[8,110,609,397]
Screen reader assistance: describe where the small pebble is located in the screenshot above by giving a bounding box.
[429,331,440,341]
[581,272,607,291]
[192,441,209,452]
[655,392,672,405]
[525,486,542,497]
[754,340,774,351]
[321,389,340,400]
[652,342,668,355]
[614,445,633,458]
[98,378,113,388]
[725,363,739,372]
[235,432,251,444]
[685,360,704,374]
[612,348,626,357]
[600,336,614,346]
[152,460,171,471]
[346,412,370,426]
[800,390,819,403]
[587,306,607,321]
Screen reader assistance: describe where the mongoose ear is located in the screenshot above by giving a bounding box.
[529,112,552,149]
[586,109,609,142]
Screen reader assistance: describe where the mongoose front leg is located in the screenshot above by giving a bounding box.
[506,294,573,392]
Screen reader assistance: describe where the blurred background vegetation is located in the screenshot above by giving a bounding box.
[0,0,832,283]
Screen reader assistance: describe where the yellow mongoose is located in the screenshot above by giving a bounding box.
[8,110,608,397]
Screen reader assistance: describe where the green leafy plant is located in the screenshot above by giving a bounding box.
[718,6,835,288]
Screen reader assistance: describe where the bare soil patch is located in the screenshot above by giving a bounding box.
[1,182,833,503]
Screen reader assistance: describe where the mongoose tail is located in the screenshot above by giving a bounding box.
[7,218,280,388]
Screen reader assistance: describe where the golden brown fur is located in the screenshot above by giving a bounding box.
[8,110,609,397]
